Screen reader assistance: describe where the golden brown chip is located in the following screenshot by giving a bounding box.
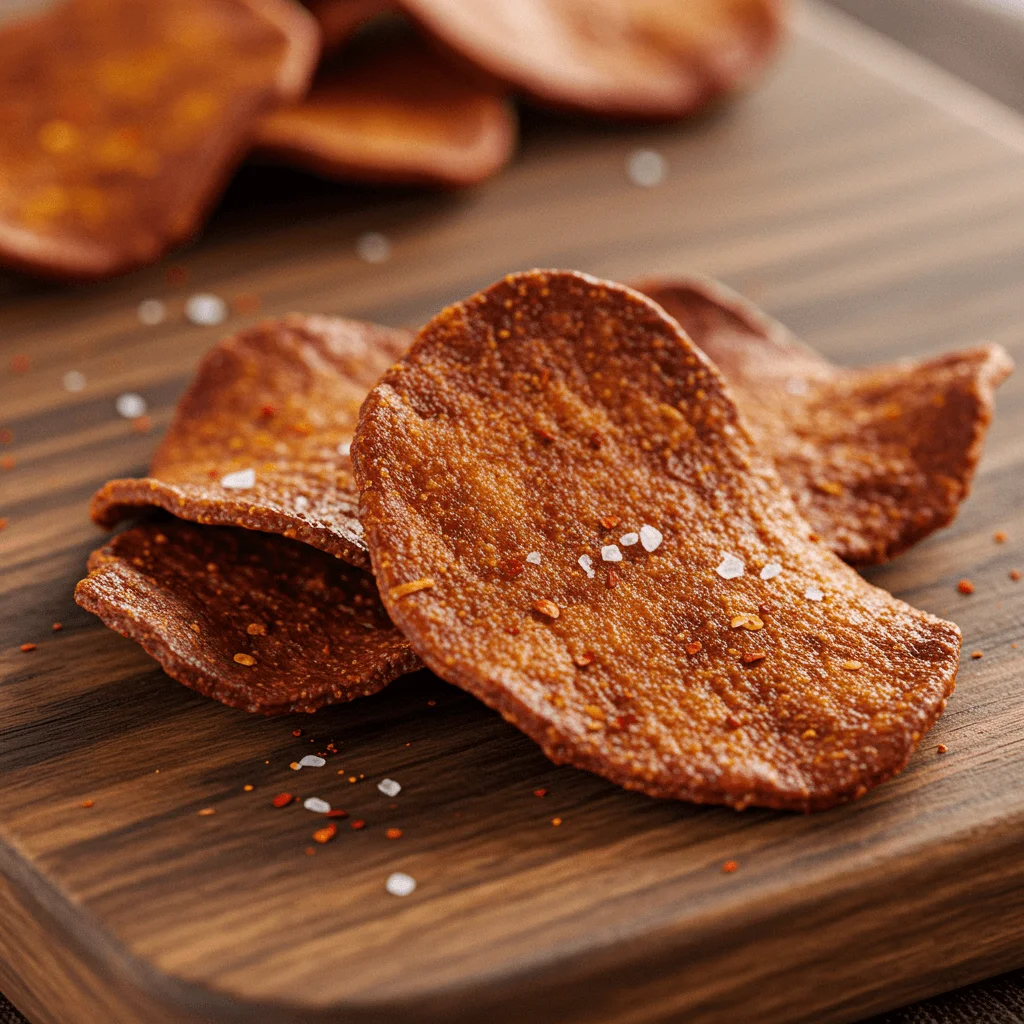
[254,29,517,187]
[636,276,1014,565]
[395,0,785,119]
[305,0,393,53]
[91,315,412,568]
[352,269,961,811]
[0,0,319,280]
[74,520,420,714]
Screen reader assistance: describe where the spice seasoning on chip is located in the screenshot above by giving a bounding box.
[353,269,961,812]
[74,519,420,714]
[90,315,412,568]
[0,0,319,280]
[635,276,1013,565]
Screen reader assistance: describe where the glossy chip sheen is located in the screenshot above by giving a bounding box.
[637,276,1014,565]
[75,520,420,714]
[255,29,517,187]
[395,0,785,118]
[353,270,961,811]
[0,0,318,280]
[91,315,412,567]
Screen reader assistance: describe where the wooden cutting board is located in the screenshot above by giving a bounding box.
[3,5,1024,1023]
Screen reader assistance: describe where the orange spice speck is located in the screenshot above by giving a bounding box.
[971,650,983,659]
[533,788,547,798]
[957,579,974,595]
[20,643,36,652]
[80,799,94,809]
[292,728,302,737]
[994,531,1008,543]
[600,516,620,530]
[722,860,739,874]
[350,819,366,830]
[233,652,255,666]
[2,456,16,471]
[197,808,215,816]
[1010,570,1021,582]
[289,762,301,771]
[385,828,403,840]
[132,415,151,433]
[686,641,703,655]
[10,354,30,373]
[272,793,293,808]
[52,622,63,631]
[742,651,767,664]
[312,824,337,844]
[937,744,948,754]
[551,817,563,827]
[243,784,254,792]
[304,846,315,856]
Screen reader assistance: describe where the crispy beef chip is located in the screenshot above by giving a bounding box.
[0,0,318,280]
[91,315,413,568]
[637,276,1014,565]
[395,0,785,119]
[254,29,517,187]
[75,520,420,713]
[352,270,961,811]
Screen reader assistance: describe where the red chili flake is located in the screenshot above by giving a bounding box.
[957,579,975,595]
[272,792,293,808]
[0,427,12,443]
[312,823,337,844]
[573,651,595,668]
[326,808,349,818]
[10,354,30,373]
[615,713,638,729]
[994,531,1008,544]
[685,641,702,655]
[533,426,556,443]
[600,516,620,530]
[427,699,437,706]
[589,431,603,449]
[499,558,524,579]
[533,788,547,798]
[937,743,948,754]
[0,519,8,532]
[259,403,276,419]
[132,415,152,434]
[1,456,16,471]
[165,264,189,286]
[758,604,773,617]
[551,817,563,827]
[1010,570,1021,582]
[349,819,366,830]
[326,742,337,753]
[232,293,261,315]
[52,622,63,631]
[80,799,94,809]
[722,860,739,874]
[505,625,520,636]
[725,714,742,730]
[291,729,302,737]
[742,651,767,664]
[385,828,403,840]
[971,650,984,659]
[304,846,316,856]
[20,643,36,652]
[606,569,620,589]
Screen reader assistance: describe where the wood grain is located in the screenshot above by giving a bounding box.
[3,4,1024,1023]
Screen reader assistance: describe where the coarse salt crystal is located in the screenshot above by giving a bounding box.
[220,468,255,490]
[298,754,325,768]
[525,551,541,565]
[601,544,622,562]
[620,532,639,547]
[303,797,331,813]
[716,554,744,579]
[337,441,351,456]
[378,778,401,797]
[639,524,663,552]
[760,562,782,581]
[115,392,147,419]
[805,586,825,602]
[294,495,309,512]
[356,231,391,264]
[578,554,595,578]
[385,871,416,896]
[185,293,228,326]
[137,298,166,326]
[626,149,667,188]
[63,370,86,392]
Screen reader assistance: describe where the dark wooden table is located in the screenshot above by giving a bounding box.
[3,2,1024,1023]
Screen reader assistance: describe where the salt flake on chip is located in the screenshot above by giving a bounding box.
[716,554,744,579]
[760,562,782,580]
[578,554,595,578]
[601,545,622,562]
[220,468,255,490]
[805,586,825,602]
[620,532,638,547]
[640,525,663,552]
[526,551,541,564]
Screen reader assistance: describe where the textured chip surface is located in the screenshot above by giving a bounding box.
[75,520,421,714]
[0,0,318,280]
[395,0,785,118]
[91,314,412,567]
[353,269,961,811]
[255,29,517,187]
[637,276,1014,565]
